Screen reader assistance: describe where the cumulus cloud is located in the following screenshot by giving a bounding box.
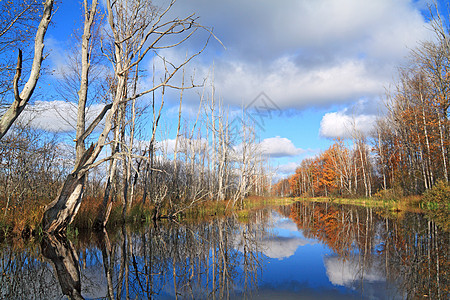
[158,135,302,160]
[234,233,310,260]
[156,136,208,155]
[234,213,311,260]
[170,0,434,110]
[272,212,301,232]
[196,58,384,109]
[319,111,377,139]
[259,136,304,158]
[38,0,436,140]
[260,236,310,260]
[276,162,300,175]
[19,100,107,132]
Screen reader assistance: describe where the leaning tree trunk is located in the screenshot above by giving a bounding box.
[42,0,98,234]
[42,144,95,233]
[42,173,86,233]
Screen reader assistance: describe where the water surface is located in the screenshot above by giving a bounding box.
[0,202,448,299]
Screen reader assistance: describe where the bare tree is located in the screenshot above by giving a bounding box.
[0,0,42,100]
[0,0,54,139]
[42,0,208,233]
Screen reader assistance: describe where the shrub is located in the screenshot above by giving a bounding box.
[422,180,450,207]
[374,185,403,201]
[128,201,153,223]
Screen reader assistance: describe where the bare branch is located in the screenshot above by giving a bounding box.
[12,50,22,102]
[77,103,113,143]
[0,0,54,139]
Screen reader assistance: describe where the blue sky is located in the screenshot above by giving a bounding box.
[22,0,449,179]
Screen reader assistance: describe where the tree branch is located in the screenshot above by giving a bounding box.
[13,49,22,102]
[0,0,54,140]
[77,103,112,143]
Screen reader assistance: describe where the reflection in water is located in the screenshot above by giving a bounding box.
[77,213,267,299]
[324,256,384,286]
[41,234,83,299]
[0,203,447,299]
[283,202,449,299]
[0,241,61,299]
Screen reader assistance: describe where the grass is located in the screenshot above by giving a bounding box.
[291,195,424,212]
[0,191,443,241]
[0,199,47,240]
[183,196,296,223]
[72,197,157,230]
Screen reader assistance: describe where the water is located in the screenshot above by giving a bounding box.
[0,202,448,299]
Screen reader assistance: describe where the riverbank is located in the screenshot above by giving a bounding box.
[0,196,295,240]
[291,196,423,211]
[1,193,448,241]
[182,196,296,222]
[289,195,448,231]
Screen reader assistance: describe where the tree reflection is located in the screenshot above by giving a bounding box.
[105,216,265,299]
[0,241,62,299]
[41,234,84,300]
[0,205,447,299]
[283,202,449,299]
[69,214,267,299]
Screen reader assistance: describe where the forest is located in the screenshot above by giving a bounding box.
[0,0,448,238]
[273,11,450,207]
[0,0,271,235]
[0,1,448,299]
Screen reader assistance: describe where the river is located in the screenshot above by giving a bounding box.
[0,201,448,299]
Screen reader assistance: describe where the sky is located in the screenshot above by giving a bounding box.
[23,0,449,179]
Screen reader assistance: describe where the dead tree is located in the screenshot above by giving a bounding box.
[0,0,54,139]
[43,0,208,233]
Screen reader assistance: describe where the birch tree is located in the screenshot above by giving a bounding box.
[42,0,207,233]
[0,0,54,139]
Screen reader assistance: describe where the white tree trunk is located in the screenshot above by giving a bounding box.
[0,0,54,139]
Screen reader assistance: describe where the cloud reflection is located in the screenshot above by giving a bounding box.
[235,213,313,260]
[324,256,384,286]
[259,236,310,260]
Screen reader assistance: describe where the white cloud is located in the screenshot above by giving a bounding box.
[259,136,304,158]
[20,100,107,132]
[319,111,377,139]
[156,136,209,155]
[156,138,176,155]
[234,233,310,260]
[259,236,309,260]
[171,0,434,110]
[272,212,301,232]
[234,213,312,260]
[200,58,384,109]
[276,162,299,175]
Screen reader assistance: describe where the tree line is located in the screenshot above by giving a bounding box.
[274,11,450,199]
[0,0,270,234]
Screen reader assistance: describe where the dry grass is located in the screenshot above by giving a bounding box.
[0,199,47,238]
[183,196,295,223]
[293,195,426,213]
[71,196,103,229]
[72,197,156,230]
